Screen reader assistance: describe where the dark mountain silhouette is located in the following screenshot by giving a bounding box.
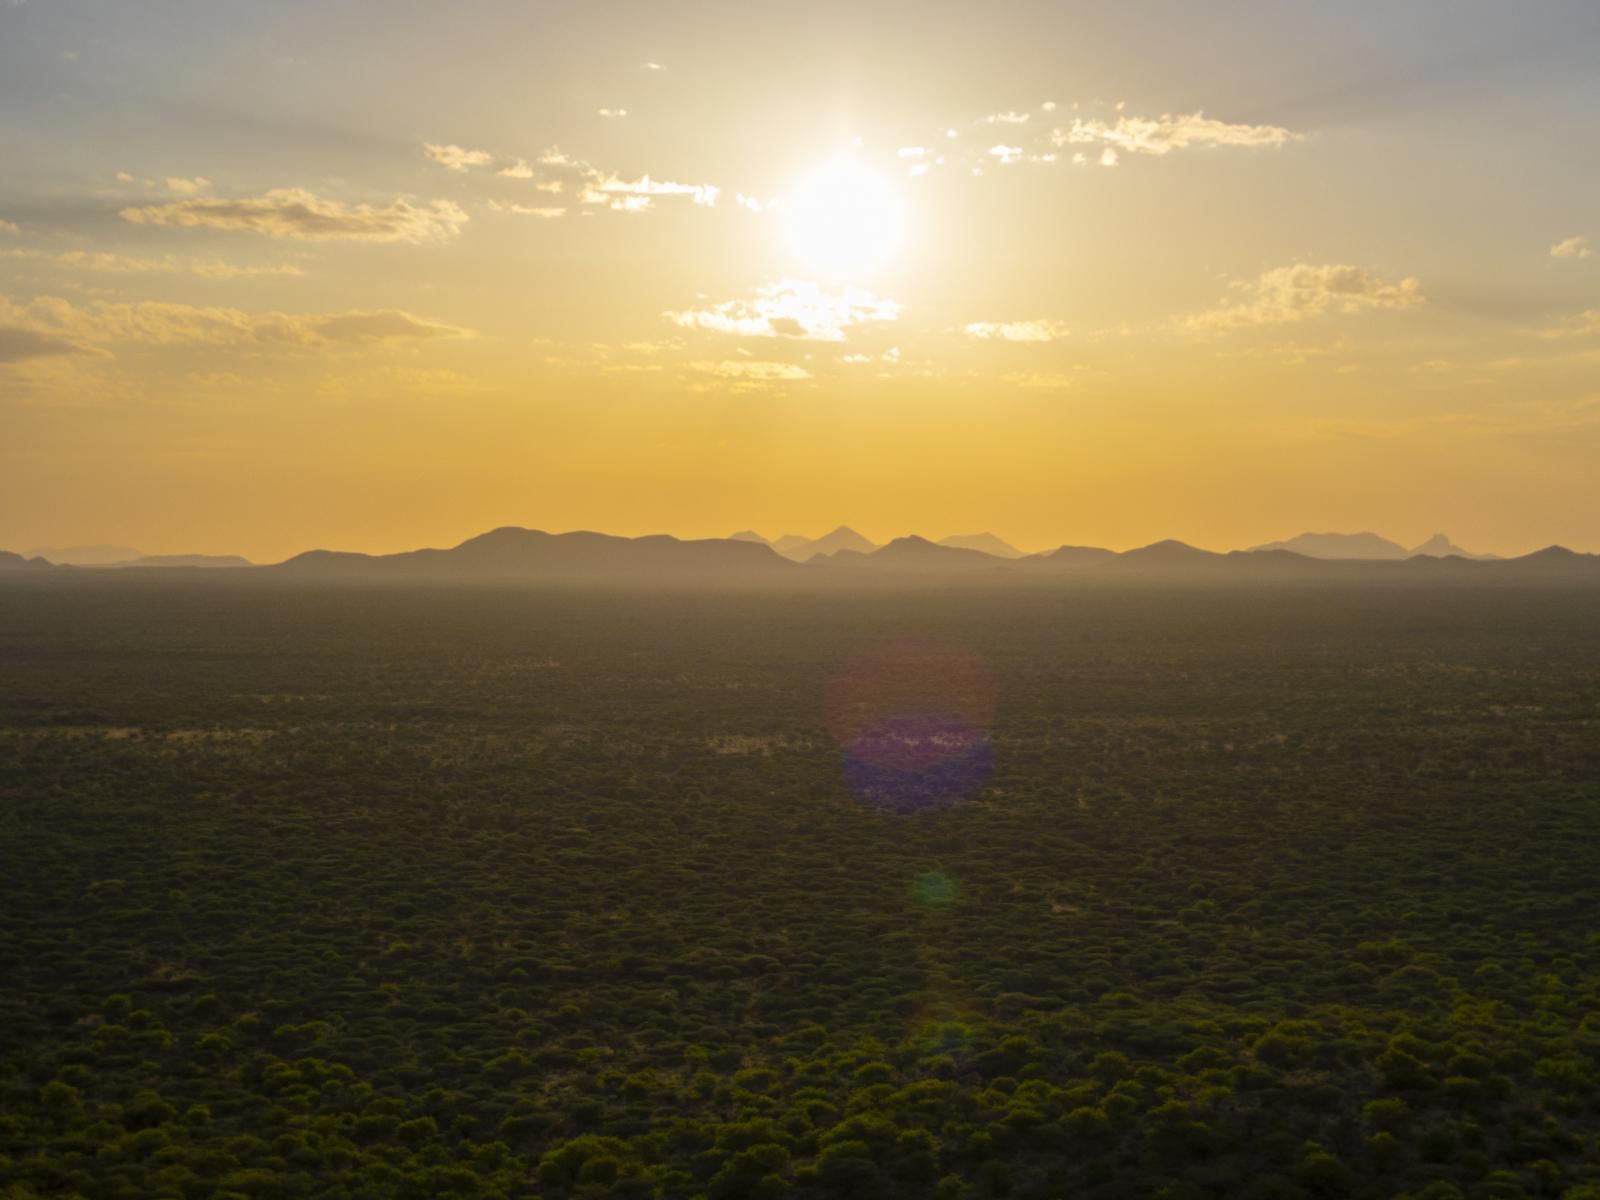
[772,526,879,562]
[8,529,1599,587]
[1499,545,1597,570]
[271,527,797,581]
[0,551,55,570]
[1022,544,1120,567]
[1116,539,1223,565]
[938,533,1024,558]
[1249,531,1411,559]
[29,544,141,566]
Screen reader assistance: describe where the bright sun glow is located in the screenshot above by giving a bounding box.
[783,161,903,277]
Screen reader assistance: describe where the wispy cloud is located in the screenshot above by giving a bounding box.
[3,248,304,278]
[965,319,1069,342]
[574,174,720,213]
[0,325,83,365]
[666,280,901,342]
[424,143,494,172]
[598,108,628,119]
[1,292,470,352]
[486,201,566,219]
[120,189,469,243]
[1551,235,1592,261]
[0,218,18,235]
[688,360,810,382]
[1188,264,1424,330]
[1538,309,1600,340]
[1056,111,1299,156]
[1003,371,1076,390]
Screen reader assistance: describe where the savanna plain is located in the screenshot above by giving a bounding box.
[3,580,1600,1200]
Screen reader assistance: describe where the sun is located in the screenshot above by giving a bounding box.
[783,160,903,277]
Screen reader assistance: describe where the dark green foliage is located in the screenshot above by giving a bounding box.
[3,580,1600,1198]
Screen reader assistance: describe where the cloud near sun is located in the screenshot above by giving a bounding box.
[120,189,469,243]
[666,281,901,342]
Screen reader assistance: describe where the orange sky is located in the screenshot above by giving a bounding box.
[3,0,1599,561]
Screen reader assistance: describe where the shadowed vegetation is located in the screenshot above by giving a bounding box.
[3,580,1600,1199]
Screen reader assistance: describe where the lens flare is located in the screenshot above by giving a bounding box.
[825,637,997,812]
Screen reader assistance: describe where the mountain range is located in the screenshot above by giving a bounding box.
[1248,531,1498,560]
[4,528,1594,583]
[741,527,1026,562]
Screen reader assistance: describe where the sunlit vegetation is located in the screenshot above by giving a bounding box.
[3,580,1600,1199]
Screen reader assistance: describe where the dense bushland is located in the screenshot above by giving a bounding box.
[2,580,1600,1199]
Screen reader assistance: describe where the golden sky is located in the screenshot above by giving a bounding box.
[3,0,1598,561]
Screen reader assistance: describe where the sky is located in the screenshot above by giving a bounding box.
[2,0,1598,561]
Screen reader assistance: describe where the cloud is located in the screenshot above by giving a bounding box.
[486,201,566,219]
[688,360,810,382]
[641,61,665,71]
[302,311,468,344]
[598,108,628,119]
[0,325,83,364]
[666,280,901,342]
[964,319,1069,342]
[1003,371,1076,390]
[0,292,470,351]
[0,218,17,234]
[424,143,494,172]
[120,188,468,243]
[1551,235,1592,261]
[988,144,1024,164]
[164,177,211,195]
[1056,111,1299,156]
[1539,310,1600,340]
[1188,264,1424,330]
[3,248,304,278]
[985,111,1031,124]
[497,160,535,179]
[579,174,720,209]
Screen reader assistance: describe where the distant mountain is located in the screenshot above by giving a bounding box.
[271,527,797,581]
[1249,532,1411,560]
[728,530,769,544]
[1116,539,1222,565]
[29,544,142,566]
[938,533,1025,558]
[1022,544,1119,567]
[100,554,253,569]
[772,526,880,562]
[857,536,1008,570]
[1410,533,1497,560]
[771,534,811,557]
[0,551,55,570]
[1249,531,1497,561]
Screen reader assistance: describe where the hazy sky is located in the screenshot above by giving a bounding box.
[3,0,1598,560]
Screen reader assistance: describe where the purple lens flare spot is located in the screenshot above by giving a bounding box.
[842,712,993,813]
